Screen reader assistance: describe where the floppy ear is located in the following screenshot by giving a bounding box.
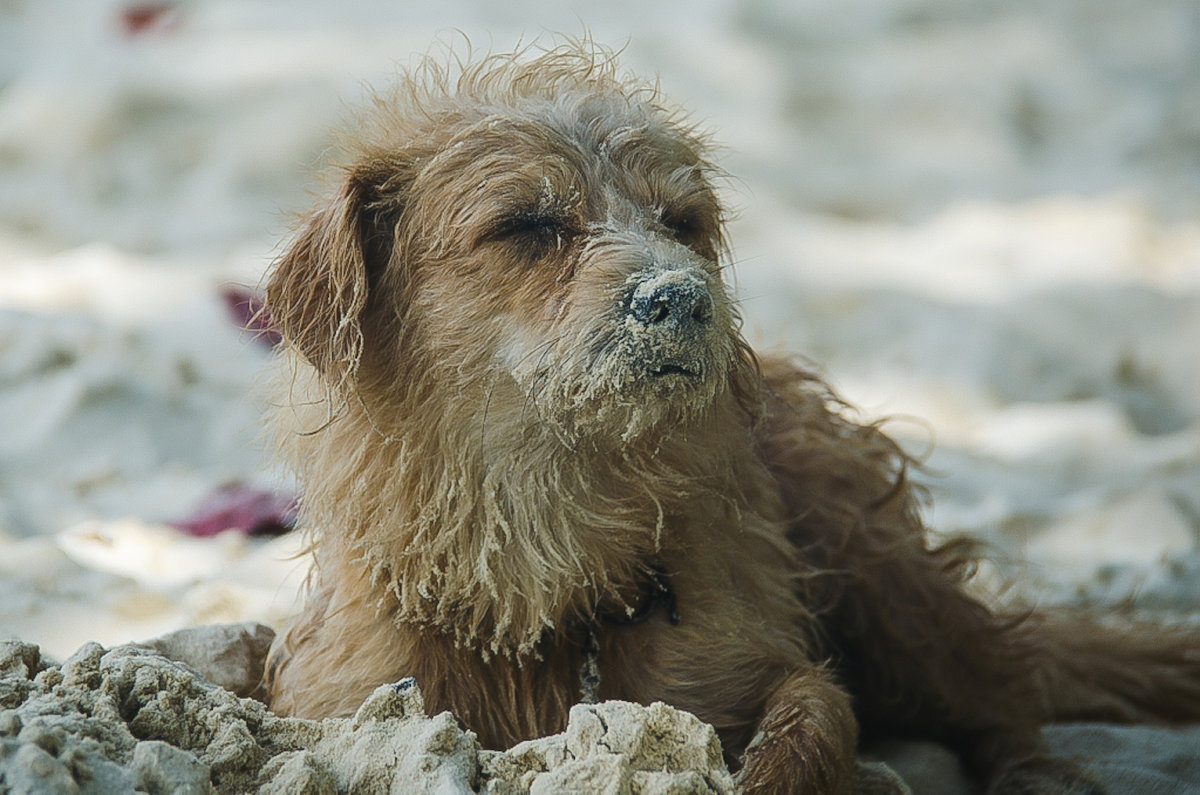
[266,163,399,386]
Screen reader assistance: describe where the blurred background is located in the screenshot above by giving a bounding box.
[1,0,1198,659]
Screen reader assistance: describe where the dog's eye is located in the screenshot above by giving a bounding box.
[660,211,706,245]
[489,213,568,252]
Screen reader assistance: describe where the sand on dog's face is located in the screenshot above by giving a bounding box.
[385,89,745,446]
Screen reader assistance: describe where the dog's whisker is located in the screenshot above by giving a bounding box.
[480,375,494,448]
[510,332,569,371]
[521,338,562,424]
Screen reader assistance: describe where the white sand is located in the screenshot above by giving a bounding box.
[0,0,1197,789]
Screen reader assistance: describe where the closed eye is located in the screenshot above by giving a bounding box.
[661,212,699,238]
[659,208,713,251]
[488,211,572,252]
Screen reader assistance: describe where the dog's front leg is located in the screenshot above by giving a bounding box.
[737,666,860,793]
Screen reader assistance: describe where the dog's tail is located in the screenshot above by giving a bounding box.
[1025,613,1200,724]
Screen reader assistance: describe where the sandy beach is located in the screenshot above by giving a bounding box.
[1,0,1198,791]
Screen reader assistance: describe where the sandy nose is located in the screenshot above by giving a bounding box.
[628,271,713,329]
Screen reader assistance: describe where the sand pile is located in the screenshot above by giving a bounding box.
[0,623,737,794]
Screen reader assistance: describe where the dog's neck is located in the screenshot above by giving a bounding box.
[281,359,764,658]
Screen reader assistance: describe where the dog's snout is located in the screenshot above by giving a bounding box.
[629,275,713,329]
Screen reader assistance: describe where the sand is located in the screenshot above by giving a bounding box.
[0,624,736,794]
[1,0,1197,791]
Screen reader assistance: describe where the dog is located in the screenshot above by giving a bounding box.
[263,43,1200,792]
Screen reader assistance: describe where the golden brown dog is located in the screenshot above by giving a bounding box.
[264,43,1200,792]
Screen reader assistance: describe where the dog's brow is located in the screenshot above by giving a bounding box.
[596,125,636,157]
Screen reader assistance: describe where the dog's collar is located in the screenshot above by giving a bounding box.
[580,564,680,704]
[598,563,681,627]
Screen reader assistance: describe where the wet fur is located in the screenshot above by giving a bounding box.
[265,43,1200,792]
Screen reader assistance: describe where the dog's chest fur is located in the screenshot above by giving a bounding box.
[405,481,813,753]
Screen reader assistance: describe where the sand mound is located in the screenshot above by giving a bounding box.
[0,623,735,794]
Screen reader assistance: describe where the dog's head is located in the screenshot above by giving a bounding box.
[268,44,756,447]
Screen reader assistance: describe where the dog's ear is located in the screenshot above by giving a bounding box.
[267,161,400,385]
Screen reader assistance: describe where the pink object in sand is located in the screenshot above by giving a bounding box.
[119,3,179,37]
[219,285,282,347]
[170,483,297,537]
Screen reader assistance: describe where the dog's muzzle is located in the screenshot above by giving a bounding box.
[624,268,716,379]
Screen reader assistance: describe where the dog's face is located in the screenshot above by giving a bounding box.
[268,51,751,446]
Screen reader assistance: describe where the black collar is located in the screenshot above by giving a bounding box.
[580,563,680,703]
[598,563,681,626]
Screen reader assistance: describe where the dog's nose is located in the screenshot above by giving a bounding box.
[628,276,713,329]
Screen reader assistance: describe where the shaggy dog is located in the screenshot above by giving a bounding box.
[264,44,1200,792]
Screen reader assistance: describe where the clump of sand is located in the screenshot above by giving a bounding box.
[0,623,736,793]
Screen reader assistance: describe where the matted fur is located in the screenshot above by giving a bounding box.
[265,42,1200,792]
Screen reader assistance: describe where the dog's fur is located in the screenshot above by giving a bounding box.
[264,44,1200,792]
